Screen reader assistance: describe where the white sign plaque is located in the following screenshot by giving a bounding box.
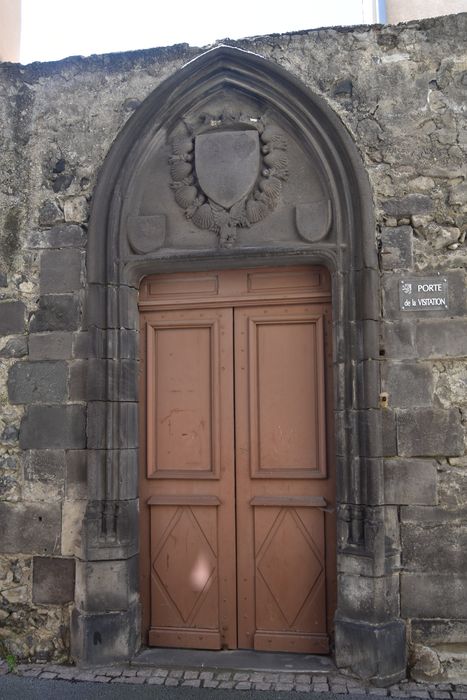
[400,278,448,311]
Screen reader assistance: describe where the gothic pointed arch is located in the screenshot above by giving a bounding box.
[76,45,406,685]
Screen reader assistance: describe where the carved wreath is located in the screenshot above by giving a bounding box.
[169,113,288,248]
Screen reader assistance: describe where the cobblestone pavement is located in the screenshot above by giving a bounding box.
[1,660,466,698]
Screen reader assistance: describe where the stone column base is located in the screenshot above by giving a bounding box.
[71,602,140,666]
[335,617,407,686]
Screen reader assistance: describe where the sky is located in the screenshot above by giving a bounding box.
[20,0,375,64]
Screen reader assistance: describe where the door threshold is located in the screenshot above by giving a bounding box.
[132,648,335,674]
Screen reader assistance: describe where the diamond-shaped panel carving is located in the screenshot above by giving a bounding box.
[154,508,216,623]
[257,509,323,626]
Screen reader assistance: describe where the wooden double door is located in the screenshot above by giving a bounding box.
[139,266,336,654]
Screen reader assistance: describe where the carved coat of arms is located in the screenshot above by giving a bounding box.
[169,112,288,247]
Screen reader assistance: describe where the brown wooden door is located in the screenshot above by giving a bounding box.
[139,267,335,654]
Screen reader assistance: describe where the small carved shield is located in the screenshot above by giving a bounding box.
[195,130,260,209]
[295,200,332,242]
[127,214,166,254]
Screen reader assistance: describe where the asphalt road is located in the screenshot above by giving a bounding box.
[0,675,370,700]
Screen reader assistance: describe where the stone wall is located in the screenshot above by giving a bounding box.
[0,12,466,680]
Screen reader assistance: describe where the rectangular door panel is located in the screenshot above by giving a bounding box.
[237,305,327,480]
[141,306,237,650]
[235,302,333,652]
[148,500,222,648]
[252,503,329,653]
[145,309,231,479]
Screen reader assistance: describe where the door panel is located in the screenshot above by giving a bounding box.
[141,306,237,649]
[145,310,231,479]
[139,267,335,654]
[235,303,332,653]
[252,503,328,653]
[148,498,222,648]
[239,307,327,479]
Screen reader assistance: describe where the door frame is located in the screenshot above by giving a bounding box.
[75,46,407,685]
[137,266,336,651]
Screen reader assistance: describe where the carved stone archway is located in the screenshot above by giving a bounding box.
[72,46,406,685]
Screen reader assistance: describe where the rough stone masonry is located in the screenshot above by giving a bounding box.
[0,11,466,684]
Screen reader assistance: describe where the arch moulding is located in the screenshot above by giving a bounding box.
[73,46,406,685]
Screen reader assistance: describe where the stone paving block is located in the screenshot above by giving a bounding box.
[56,673,76,680]
[148,676,165,685]
[234,672,250,681]
[346,685,366,691]
[203,680,220,688]
[452,693,467,700]
[74,671,101,681]
[135,668,154,677]
[39,671,57,679]
[101,668,122,677]
[216,671,233,680]
[184,670,200,679]
[296,675,312,684]
[275,682,294,691]
[93,676,112,683]
[279,673,295,682]
[236,681,252,690]
[19,668,43,677]
[165,677,180,686]
[262,672,280,682]
[153,668,168,677]
[53,667,76,677]
[169,669,184,678]
[219,681,235,689]
[431,693,452,699]
[200,671,214,680]
[182,679,201,687]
